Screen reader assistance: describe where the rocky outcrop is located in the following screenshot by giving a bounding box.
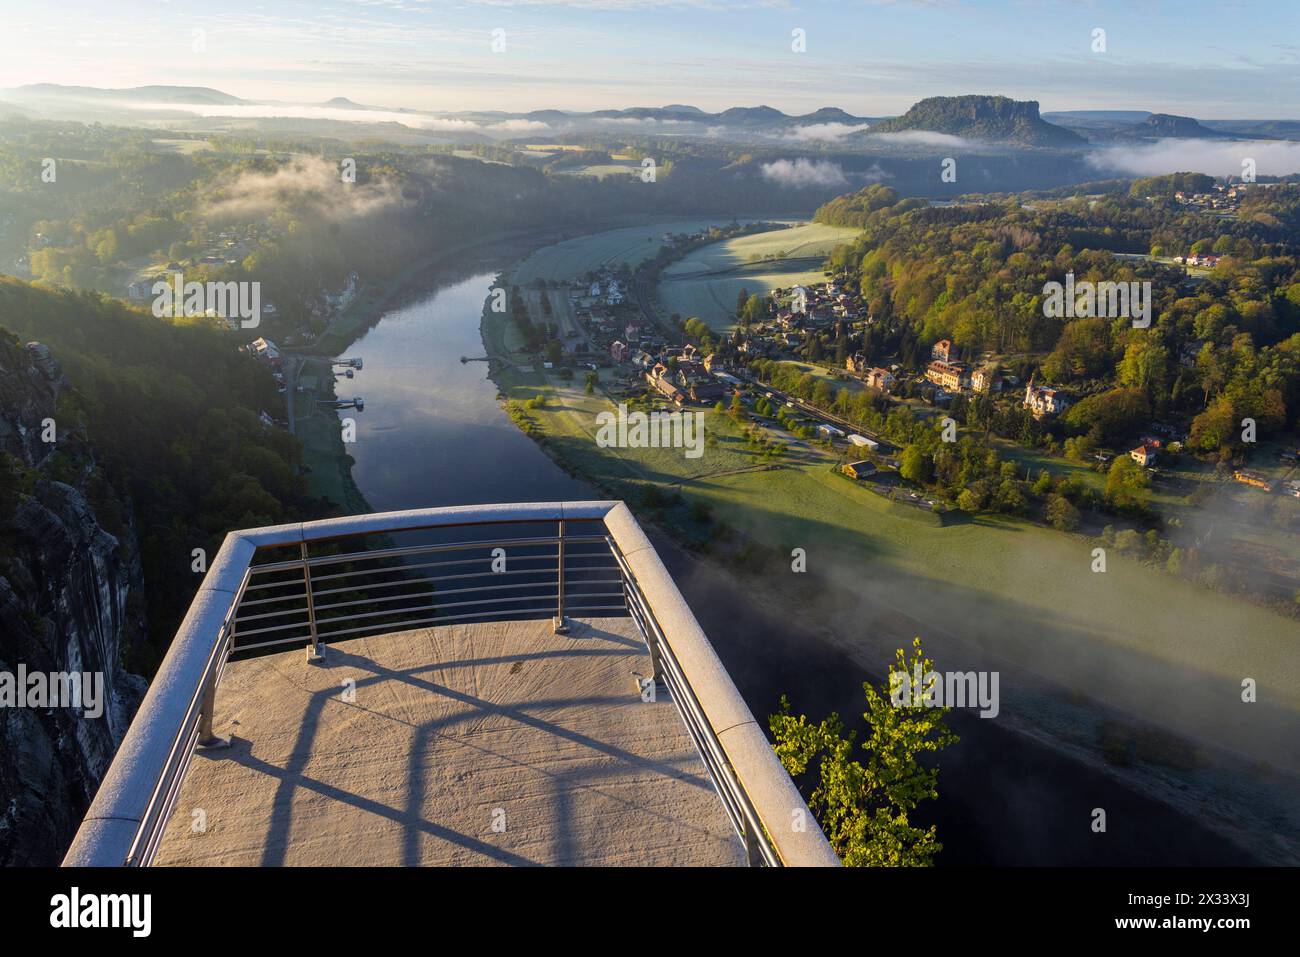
[0,335,146,865]
[871,95,1087,147]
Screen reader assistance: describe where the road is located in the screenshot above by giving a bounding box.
[284,355,302,435]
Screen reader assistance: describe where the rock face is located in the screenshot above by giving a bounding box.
[872,95,1087,147]
[0,336,147,865]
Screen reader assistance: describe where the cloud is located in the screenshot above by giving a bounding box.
[760,158,849,189]
[869,130,974,149]
[201,156,403,222]
[123,100,535,136]
[856,162,891,183]
[1085,138,1300,178]
[489,118,551,132]
[785,122,870,142]
[588,116,692,128]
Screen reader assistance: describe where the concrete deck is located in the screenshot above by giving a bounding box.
[152,617,745,866]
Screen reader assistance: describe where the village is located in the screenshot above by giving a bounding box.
[544,264,1300,507]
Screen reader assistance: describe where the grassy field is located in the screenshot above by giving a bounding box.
[661,222,859,277]
[498,355,1300,694]
[517,375,1300,753]
[148,138,211,155]
[508,218,750,285]
[773,360,866,394]
[657,222,859,330]
[451,150,508,165]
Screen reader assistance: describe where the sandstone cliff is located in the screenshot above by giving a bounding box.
[0,334,147,865]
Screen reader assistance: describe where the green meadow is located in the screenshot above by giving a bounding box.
[508,218,747,285]
[657,222,859,330]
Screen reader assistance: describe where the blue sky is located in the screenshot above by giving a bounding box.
[1,0,1297,117]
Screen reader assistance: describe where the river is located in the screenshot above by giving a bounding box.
[344,268,589,510]
[336,259,1259,867]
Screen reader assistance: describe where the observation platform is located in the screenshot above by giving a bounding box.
[152,617,744,866]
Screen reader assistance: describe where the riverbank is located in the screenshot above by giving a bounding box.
[291,221,632,514]
[290,355,370,513]
[294,216,752,513]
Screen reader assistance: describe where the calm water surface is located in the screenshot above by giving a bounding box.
[344,270,590,511]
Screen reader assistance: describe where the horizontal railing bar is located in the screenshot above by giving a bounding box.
[312,606,565,642]
[312,593,549,629]
[311,580,561,614]
[282,511,613,547]
[234,605,317,624]
[310,567,557,596]
[230,618,313,638]
[246,533,614,575]
[306,548,615,584]
[234,599,627,650]
[241,576,313,593]
[248,537,561,574]
[239,603,630,654]
[308,564,619,595]
[237,590,309,609]
[308,553,564,584]
[229,633,313,652]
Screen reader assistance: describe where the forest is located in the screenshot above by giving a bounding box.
[0,278,327,667]
[812,180,1300,456]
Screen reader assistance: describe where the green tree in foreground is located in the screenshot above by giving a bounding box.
[769,638,958,866]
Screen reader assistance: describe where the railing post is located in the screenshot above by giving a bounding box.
[197,630,231,751]
[553,519,570,634]
[303,541,324,662]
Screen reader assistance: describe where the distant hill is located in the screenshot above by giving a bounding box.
[1118,113,1228,139]
[794,107,866,125]
[522,109,573,124]
[1042,110,1152,129]
[716,105,788,126]
[321,97,368,110]
[871,95,1086,147]
[1201,119,1300,141]
[12,83,246,105]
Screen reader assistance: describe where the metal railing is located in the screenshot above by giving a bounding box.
[63,501,839,868]
[229,522,623,656]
